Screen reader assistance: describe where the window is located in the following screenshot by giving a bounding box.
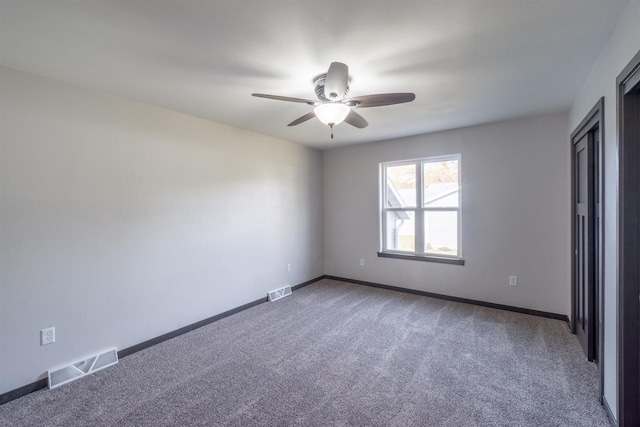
[379,155,463,265]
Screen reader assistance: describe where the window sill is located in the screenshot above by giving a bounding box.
[377,252,465,266]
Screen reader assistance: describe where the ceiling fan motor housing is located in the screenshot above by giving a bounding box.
[314,73,349,102]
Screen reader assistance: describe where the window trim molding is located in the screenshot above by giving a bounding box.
[377,251,465,265]
[379,154,463,261]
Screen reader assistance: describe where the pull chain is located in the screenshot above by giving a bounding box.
[330,124,334,139]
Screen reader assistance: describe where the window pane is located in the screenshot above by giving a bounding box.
[423,160,459,207]
[424,211,458,256]
[386,164,416,208]
[386,211,415,252]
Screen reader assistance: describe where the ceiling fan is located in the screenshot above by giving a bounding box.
[252,62,416,139]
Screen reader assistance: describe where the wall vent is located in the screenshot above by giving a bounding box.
[268,285,292,302]
[48,348,118,389]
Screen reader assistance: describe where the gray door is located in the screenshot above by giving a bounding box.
[574,132,595,361]
[617,51,640,426]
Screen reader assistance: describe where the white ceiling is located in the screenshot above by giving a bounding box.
[0,0,629,149]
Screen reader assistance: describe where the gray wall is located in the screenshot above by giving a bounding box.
[324,113,570,315]
[0,67,324,394]
[569,0,640,418]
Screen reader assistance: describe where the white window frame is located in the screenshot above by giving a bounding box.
[379,154,463,264]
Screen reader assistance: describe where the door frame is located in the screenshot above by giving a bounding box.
[617,49,640,427]
[570,97,605,401]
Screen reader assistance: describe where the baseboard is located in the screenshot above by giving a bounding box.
[0,379,48,406]
[324,275,569,322]
[603,395,618,427]
[0,274,569,405]
[116,297,268,359]
[292,275,325,291]
[0,275,325,406]
[120,274,325,358]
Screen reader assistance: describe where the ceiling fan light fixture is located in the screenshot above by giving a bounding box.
[314,103,350,126]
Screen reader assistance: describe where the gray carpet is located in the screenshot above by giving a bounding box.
[0,279,609,426]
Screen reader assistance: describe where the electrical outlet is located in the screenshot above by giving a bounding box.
[41,327,55,346]
[287,264,291,272]
[360,258,365,266]
[509,276,518,287]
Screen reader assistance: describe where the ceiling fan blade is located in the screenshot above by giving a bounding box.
[288,111,316,126]
[346,93,416,108]
[324,62,349,101]
[252,93,317,105]
[344,110,369,129]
